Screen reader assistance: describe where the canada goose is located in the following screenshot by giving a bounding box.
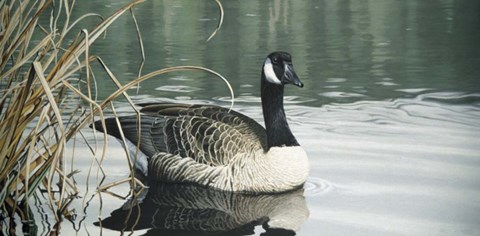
[92,52,309,193]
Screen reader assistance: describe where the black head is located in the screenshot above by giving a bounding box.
[262,52,303,88]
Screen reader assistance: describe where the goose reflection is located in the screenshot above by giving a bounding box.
[95,183,309,235]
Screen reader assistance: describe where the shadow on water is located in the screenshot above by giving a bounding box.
[95,183,308,235]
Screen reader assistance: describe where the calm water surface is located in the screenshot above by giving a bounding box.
[25,0,480,235]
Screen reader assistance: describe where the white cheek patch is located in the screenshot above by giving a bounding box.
[263,58,282,85]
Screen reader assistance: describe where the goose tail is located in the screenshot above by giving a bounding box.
[91,116,159,178]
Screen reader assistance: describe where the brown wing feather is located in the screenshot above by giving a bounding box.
[140,104,267,166]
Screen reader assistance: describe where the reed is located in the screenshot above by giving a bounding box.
[0,0,227,233]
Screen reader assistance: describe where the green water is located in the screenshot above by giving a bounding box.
[74,0,480,106]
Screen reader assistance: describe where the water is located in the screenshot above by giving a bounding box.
[17,0,480,235]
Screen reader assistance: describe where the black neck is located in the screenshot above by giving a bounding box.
[261,75,300,150]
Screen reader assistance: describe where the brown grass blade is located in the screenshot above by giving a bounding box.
[206,0,224,42]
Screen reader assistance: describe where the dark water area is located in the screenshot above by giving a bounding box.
[73,0,480,106]
[10,0,480,235]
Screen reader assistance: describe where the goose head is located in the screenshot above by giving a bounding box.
[262,51,303,88]
[260,52,303,150]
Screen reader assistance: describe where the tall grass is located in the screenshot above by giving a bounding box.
[0,0,227,233]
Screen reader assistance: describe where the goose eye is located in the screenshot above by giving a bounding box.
[272,57,279,64]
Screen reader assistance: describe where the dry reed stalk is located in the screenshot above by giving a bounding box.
[0,0,147,224]
[0,0,228,233]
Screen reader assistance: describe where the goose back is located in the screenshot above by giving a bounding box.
[95,104,267,167]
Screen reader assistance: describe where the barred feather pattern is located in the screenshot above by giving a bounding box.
[97,183,308,232]
[97,104,309,193]
[147,184,308,232]
[149,146,309,193]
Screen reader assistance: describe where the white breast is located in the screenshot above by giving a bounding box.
[226,146,310,193]
[266,146,310,186]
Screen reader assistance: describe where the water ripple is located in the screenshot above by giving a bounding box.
[417,92,480,106]
[319,91,366,98]
[293,92,480,136]
[214,95,316,104]
[304,177,333,196]
[155,85,201,93]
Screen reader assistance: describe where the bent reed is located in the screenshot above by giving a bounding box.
[0,0,226,233]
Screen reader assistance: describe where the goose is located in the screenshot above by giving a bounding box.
[92,51,309,193]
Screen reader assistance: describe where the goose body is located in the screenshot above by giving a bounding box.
[93,52,309,193]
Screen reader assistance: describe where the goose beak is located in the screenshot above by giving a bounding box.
[283,63,303,88]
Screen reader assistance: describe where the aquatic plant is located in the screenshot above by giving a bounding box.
[0,0,227,233]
